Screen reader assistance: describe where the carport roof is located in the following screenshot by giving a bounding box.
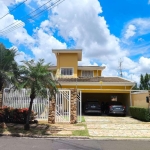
[57,77,133,83]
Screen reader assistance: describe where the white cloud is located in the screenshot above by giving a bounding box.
[2,0,150,86]
[31,0,142,83]
[102,64,119,77]
[123,18,150,39]
[0,0,67,65]
[121,56,150,84]
[15,51,32,64]
[148,0,150,4]
[48,0,128,65]
[1,0,26,6]
[0,1,34,47]
[31,27,67,63]
[124,24,136,39]
[121,57,137,70]
[131,56,150,74]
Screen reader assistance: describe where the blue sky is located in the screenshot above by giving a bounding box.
[0,0,150,84]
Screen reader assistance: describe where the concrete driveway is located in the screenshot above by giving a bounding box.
[84,115,150,138]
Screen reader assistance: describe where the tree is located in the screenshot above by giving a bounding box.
[139,73,150,90]
[132,83,139,90]
[0,43,18,102]
[19,59,59,130]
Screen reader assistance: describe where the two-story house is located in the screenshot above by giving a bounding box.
[50,49,135,117]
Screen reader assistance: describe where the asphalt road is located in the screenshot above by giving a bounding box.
[0,137,150,150]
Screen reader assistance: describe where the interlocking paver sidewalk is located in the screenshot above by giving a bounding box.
[84,116,150,138]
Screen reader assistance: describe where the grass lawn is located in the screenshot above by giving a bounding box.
[72,129,89,136]
[73,116,89,136]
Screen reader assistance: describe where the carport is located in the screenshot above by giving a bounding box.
[81,92,131,114]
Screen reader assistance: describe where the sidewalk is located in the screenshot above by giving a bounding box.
[0,122,88,138]
[85,116,150,138]
[1,116,150,139]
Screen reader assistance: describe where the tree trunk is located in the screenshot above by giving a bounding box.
[24,93,35,130]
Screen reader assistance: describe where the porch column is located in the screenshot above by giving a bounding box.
[70,89,77,124]
[48,96,55,124]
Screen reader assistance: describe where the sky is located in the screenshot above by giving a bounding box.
[0,0,150,85]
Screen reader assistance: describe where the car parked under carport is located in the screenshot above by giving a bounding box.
[82,93,131,115]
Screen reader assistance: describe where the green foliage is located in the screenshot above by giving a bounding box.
[0,43,19,91]
[18,59,59,130]
[130,107,150,122]
[132,83,139,90]
[139,73,150,90]
[18,59,59,99]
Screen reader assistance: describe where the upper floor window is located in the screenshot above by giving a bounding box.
[82,71,93,77]
[61,68,73,76]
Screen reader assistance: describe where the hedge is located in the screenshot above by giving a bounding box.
[130,106,150,122]
[0,106,37,124]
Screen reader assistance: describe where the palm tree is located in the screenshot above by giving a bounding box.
[19,59,59,130]
[0,43,18,107]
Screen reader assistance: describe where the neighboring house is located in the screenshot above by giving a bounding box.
[50,49,135,113]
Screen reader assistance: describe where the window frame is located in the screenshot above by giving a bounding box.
[60,67,74,76]
[81,70,94,77]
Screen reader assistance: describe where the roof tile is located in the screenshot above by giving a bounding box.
[58,77,131,83]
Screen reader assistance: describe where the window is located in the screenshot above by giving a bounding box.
[82,71,93,77]
[61,68,73,75]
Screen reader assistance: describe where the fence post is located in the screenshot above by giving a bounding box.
[0,90,3,108]
[48,96,56,124]
[70,89,77,124]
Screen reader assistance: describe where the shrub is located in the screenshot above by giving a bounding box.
[0,106,37,124]
[130,106,150,122]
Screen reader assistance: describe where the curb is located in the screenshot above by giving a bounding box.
[90,137,150,141]
[1,133,150,140]
[0,133,89,139]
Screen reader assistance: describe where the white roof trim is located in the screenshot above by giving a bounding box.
[58,82,134,86]
[102,76,136,83]
[52,49,82,61]
[78,66,105,70]
[49,66,106,70]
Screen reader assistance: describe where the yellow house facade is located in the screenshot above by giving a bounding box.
[50,49,135,113]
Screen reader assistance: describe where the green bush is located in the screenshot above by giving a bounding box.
[130,106,150,122]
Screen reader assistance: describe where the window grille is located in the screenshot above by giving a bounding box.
[61,68,73,75]
[82,71,93,77]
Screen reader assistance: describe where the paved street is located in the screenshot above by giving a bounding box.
[0,137,150,150]
[84,116,150,138]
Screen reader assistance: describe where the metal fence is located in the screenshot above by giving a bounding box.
[3,88,49,120]
[77,91,82,122]
[3,88,82,122]
[55,90,71,122]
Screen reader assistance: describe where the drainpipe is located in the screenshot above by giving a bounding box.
[130,90,132,106]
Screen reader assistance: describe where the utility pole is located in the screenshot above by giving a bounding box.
[118,58,123,77]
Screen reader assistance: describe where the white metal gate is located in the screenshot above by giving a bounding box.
[3,88,49,120]
[77,90,82,122]
[55,90,70,122]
